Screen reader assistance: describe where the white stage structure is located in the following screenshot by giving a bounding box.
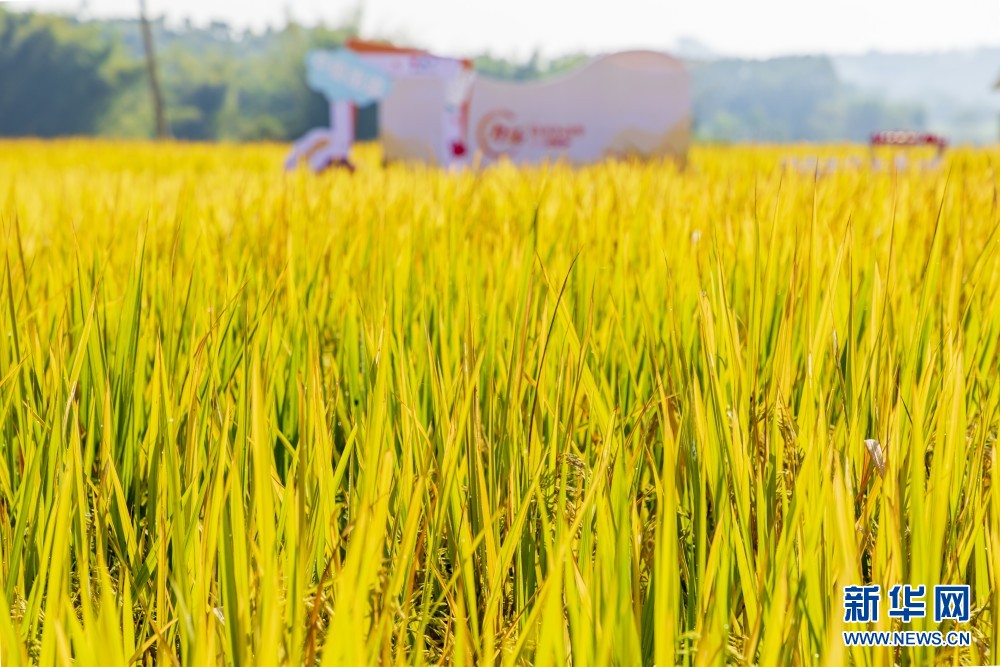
[285,40,474,171]
[286,44,691,171]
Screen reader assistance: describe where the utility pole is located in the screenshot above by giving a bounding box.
[139,0,169,138]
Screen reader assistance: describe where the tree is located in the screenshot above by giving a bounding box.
[161,48,230,140]
[220,22,358,140]
[0,9,140,137]
[138,0,169,137]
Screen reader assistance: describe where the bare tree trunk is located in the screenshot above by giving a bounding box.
[139,0,169,138]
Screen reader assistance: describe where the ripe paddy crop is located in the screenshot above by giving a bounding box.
[0,141,997,665]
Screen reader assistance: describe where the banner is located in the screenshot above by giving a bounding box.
[467,51,691,165]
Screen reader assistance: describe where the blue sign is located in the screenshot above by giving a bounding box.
[306,50,393,105]
[934,586,970,623]
[888,585,926,623]
[843,583,971,625]
[844,585,881,623]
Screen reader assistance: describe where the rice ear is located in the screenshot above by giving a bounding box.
[864,439,886,479]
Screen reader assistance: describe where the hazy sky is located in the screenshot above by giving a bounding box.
[9,0,1000,58]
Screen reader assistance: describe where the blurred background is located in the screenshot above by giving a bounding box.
[2,0,999,144]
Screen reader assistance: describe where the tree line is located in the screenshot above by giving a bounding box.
[0,8,925,142]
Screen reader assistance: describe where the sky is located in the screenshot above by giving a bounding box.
[7,0,1000,59]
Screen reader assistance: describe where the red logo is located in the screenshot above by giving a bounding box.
[477,110,584,159]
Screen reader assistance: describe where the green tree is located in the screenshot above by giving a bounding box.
[161,48,230,140]
[221,22,358,141]
[0,9,139,137]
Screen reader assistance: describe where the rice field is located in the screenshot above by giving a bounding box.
[0,141,997,665]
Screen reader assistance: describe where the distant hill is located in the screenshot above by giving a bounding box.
[687,56,926,143]
[831,49,1000,144]
[671,40,1000,144]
